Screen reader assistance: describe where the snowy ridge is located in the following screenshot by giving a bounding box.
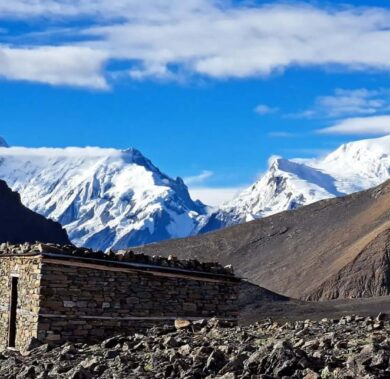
[200,135,390,233]
[1,135,390,250]
[0,141,206,250]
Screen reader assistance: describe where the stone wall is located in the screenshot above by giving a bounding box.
[37,258,239,345]
[0,256,41,350]
[0,251,239,351]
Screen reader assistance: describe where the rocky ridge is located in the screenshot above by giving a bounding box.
[1,315,389,378]
[0,180,70,245]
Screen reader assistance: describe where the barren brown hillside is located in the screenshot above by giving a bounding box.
[136,179,390,300]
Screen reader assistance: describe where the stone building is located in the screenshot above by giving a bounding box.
[0,243,240,351]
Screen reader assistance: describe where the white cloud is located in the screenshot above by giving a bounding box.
[254,104,279,115]
[0,1,215,19]
[127,63,178,81]
[184,170,214,185]
[0,46,108,89]
[87,3,390,80]
[318,115,390,135]
[184,169,244,205]
[189,186,244,206]
[3,2,390,87]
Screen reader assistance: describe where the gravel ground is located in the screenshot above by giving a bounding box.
[0,315,389,378]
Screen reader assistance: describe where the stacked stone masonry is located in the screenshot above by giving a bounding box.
[0,256,41,351]
[0,243,240,351]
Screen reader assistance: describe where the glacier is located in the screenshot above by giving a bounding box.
[0,143,206,250]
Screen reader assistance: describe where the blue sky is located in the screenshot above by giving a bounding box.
[1,0,390,205]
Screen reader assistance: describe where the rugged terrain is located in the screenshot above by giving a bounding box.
[137,179,390,301]
[0,180,69,245]
[1,315,389,378]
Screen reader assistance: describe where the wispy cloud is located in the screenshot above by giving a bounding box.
[189,186,244,206]
[254,104,279,115]
[292,88,390,119]
[3,2,390,88]
[316,89,389,117]
[268,131,294,138]
[184,170,214,185]
[318,115,390,135]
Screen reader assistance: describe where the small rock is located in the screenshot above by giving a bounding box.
[175,319,191,330]
[303,369,320,379]
[179,344,191,356]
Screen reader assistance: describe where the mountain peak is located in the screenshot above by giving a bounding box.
[122,147,146,160]
[0,137,9,148]
[200,135,390,234]
[268,155,283,170]
[0,145,206,250]
[122,147,161,173]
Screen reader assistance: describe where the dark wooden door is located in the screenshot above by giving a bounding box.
[8,277,18,348]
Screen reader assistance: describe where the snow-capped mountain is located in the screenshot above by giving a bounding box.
[0,139,206,250]
[200,135,390,233]
[2,134,390,250]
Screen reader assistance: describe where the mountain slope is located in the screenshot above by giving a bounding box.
[136,179,390,300]
[200,135,390,233]
[0,180,70,245]
[307,228,390,301]
[0,140,206,250]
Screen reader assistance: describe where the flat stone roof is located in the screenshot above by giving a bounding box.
[0,242,237,279]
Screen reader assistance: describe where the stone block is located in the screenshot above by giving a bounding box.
[63,301,76,308]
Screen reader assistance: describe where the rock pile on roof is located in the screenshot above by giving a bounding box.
[0,242,234,276]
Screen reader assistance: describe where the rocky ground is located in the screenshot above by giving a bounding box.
[1,315,389,379]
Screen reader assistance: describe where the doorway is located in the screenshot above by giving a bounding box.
[8,276,18,348]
